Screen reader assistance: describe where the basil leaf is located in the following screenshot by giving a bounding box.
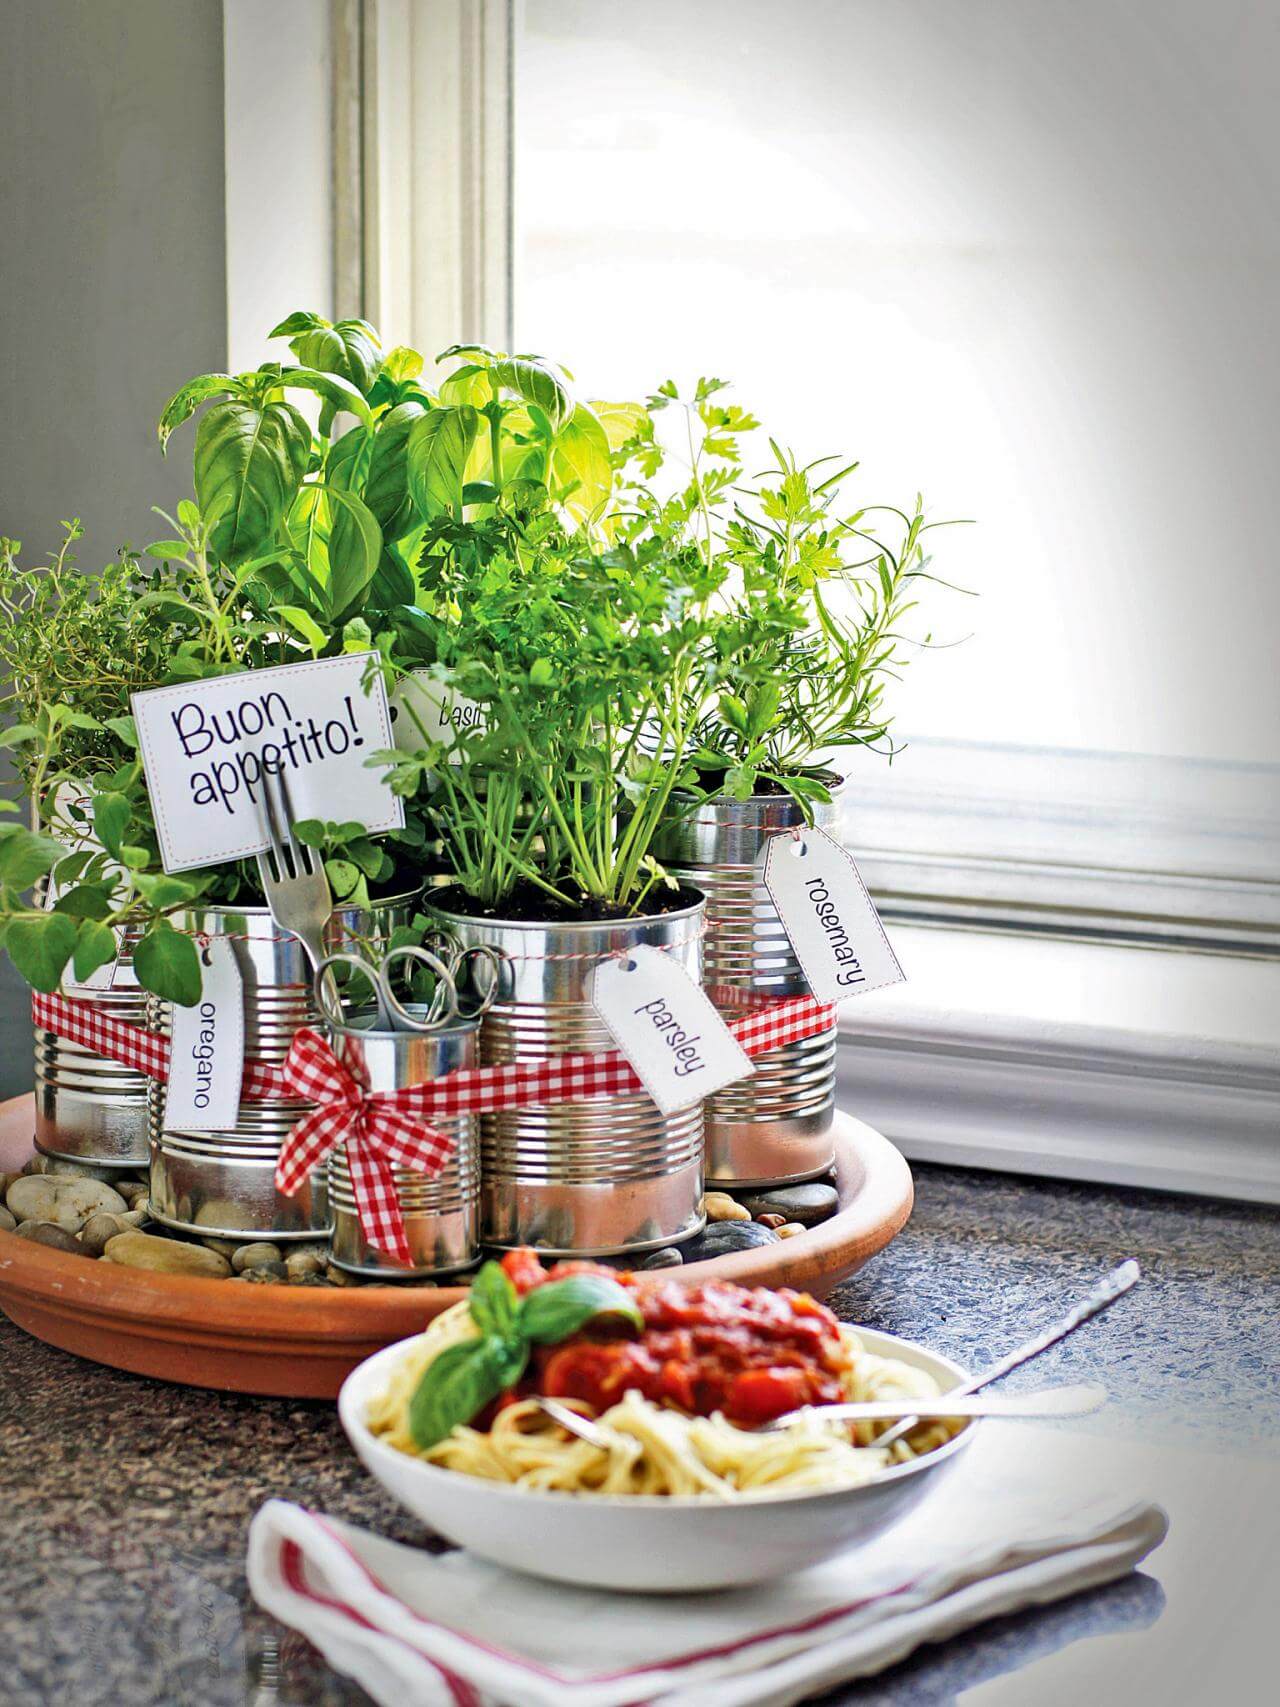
[468,1260,519,1340]
[517,1275,644,1346]
[407,1337,512,1450]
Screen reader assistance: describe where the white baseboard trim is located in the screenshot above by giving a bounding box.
[836,1011,1280,1204]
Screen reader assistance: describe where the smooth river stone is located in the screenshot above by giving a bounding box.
[15,1220,83,1255]
[740,1182,839,1227]
[6,1175,128,1231]
[639,1246,685,1269]
[78,1213,128,1256]
[703,1191,751,1223]
[680,1220,781,1263]
[102,1232,232,1278]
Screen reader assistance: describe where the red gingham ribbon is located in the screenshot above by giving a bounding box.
[30,988,837,1261]
[278,1028,456,1264]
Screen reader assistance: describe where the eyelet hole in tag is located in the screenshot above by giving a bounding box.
[592,944,753,1115]
[163,936,245,1131]
[762,825,905,1004]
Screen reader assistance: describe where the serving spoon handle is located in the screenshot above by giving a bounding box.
[873,1258,1141,1450]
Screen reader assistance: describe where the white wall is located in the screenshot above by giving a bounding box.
[0,0,230,1096]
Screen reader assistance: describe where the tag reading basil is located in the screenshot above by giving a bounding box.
[164,937,245,1131]
[592,945,753,1115]
[763,826,905,1004]
[390,671,486,762]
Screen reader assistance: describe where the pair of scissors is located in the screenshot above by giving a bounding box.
[312,944,498,1035]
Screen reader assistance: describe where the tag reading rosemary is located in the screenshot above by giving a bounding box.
[592,945,753,1115]
[763,826,905,1004]
[164,937,244,1130]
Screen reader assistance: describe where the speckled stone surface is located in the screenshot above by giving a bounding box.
[1,1162,1276,1705]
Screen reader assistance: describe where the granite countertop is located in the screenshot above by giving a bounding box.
[1,1162,1277,1706]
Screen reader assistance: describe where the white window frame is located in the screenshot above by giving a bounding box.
[336,0,1280,1203]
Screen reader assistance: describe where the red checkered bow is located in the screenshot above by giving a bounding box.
[277,1028,456,1264]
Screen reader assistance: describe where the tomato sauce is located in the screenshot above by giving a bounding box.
[498,1248,848,1427]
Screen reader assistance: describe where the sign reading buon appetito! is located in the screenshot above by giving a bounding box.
[131,653,404,873]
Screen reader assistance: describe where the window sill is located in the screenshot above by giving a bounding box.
[836,926,1280,1204]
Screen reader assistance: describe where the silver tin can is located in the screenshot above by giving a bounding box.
[654,787,843,1188]
[427,891,707,1257]
[327,1011,481,1278]
[147,894,418,1243]
[34,959,150,1171]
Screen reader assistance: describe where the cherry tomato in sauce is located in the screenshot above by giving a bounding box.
[491,1251,848,1428]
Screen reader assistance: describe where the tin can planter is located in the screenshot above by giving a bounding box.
[34,963,150,1171]
[147,894,417,1243]
[327,1012,481,1279]
[654,786,843,1188]
[426,889,707,1258]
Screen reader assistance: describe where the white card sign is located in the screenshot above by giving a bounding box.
[132,654,403,873]
[593,945,753,1114]
[164,936,244,1130]
[389,670,486,760]
[762,827,905,1004]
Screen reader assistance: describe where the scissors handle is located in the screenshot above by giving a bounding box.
[378,946,460,1031]
[310,952,395,1031]
[416,932,504,1020]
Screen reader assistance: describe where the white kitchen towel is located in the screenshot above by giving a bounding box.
[247,1427,1167,1707]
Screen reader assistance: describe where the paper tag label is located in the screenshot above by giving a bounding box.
[131,653,404,873]
[390,671,485,760]
[164,937,245,1130]
[763,826,905,1004]
[592,945,753,1114]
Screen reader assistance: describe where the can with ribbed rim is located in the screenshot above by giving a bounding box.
[327,1011,480,1278]
[653,785,843,1187]
[426,888,707,1257]
[147,894,417,1243]
[34,960,150,1171]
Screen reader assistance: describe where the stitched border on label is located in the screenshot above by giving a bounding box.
[763,829,904,999]
[132,654,401,870]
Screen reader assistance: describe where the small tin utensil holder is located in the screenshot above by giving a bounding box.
[148,895,417,1243]
[326,1008,481,1279]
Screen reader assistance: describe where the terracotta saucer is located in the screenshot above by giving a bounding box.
[0,1096,912,1397]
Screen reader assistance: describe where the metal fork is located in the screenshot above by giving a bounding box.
[255,771,347,1009]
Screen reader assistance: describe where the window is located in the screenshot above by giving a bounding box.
[327,0,1280,1196]
[510,0,1280,951]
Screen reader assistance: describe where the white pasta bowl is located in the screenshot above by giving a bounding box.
[338,1327,976,1592]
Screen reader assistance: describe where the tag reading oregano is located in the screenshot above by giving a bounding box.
[163,936,245,1130]
[762,826,905,1004]
[592,945,752,1114]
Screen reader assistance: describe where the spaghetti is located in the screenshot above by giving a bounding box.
[366,1298,960,1499]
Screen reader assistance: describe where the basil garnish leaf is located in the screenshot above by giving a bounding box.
[407,1338,510,1450]
[468,1259,519,1340]
[406,1270,642,1446]
[517,1274,644,1345]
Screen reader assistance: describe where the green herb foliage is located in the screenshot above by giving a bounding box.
[615,380,966,812]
